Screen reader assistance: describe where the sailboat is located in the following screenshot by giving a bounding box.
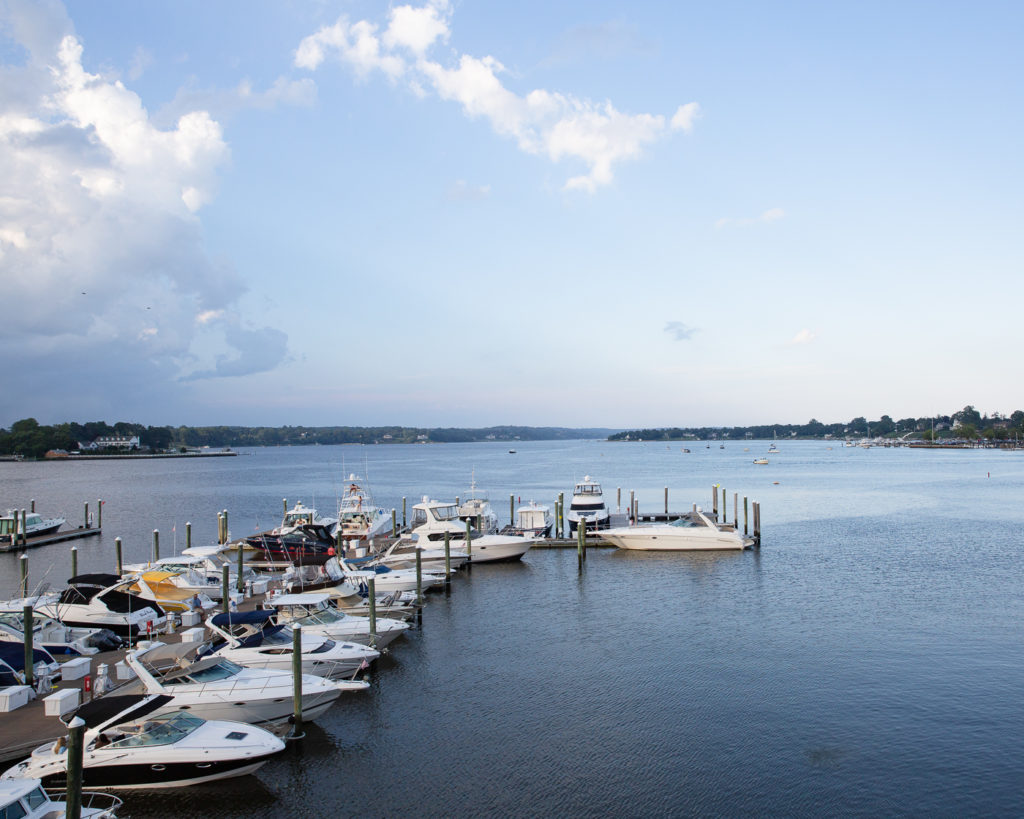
[767,430,779,455]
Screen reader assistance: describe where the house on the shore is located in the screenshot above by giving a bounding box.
[84,435,141,451]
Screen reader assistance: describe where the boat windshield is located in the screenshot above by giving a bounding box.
[106,712,204,748]
[185,659,243,683]
[430,505,459,521]
[291,609,343,625]
[670,518,702,528]
[574,484,602,495]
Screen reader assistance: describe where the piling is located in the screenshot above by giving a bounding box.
[216,514,223,546]
[237,546,244,593]
[629,490,635,521]
[30,499,34,513]
[290,625,303,739]
[221,566,230,613]
[392,509,397,537]
[664,487,669,514]
[97,499,102,530]
[509,494,515,526]
[577,517,587,565]
[415,547,423,608]
[19,554,28,598]
[185,522,191,551]
[71,546,78,578]
[367,577,377,643]
[558,493,564,537]
[23,604,33,688]
[283,498,288,517]
[402,497,407,528]
[222,510,229,543]
[152,530,159,562]
[617,487,621,513]
[114,538,123,576]
[712,485,718,520]
[744,497,749,535]
[444,532,451,586]
[465,519,473,565]
[734,492,738,528]
[21,510,27,545]
[633,498,639,521]
[753,502,761,545]
[65,717,85,819]
[83,502,89,530]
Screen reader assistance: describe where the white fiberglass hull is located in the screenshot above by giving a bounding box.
[600,526,747,551]
[455,535,535,564]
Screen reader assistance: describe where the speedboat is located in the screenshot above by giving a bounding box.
[0,510,65,542]
[244,521,338,567]
[0,641,62,687]
[0,604,121,656]
[1,694,284,790]
[599,510,752,551]
[501,501,553,538]
[27,575,166,638]
[118,642,354,726]
[203,610,379,678]
[753,458,769,465]
[124,551,256,600]
[566,476,610,533]
[0,778,121,817]
[264,592,409,649]
[126,571,217,613]
[332,475,393,543]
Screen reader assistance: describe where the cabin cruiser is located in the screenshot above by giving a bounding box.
[263,592,409,649]
[126,571,217,614]
[118,642,354,726]
[332,475,393,543]
[598,510,752,551]
[566,476,610,533]
[124,551,257,600]
[0,778,121,817]
[457,481,498,534]
[2,694,284,790]
[500,501,554,538]
[0,510,65,542]
[373,535,470,572]
[203,610,379,678]
[408,498,536,563]
[337,559,447,594]
[244,521,338,567]
[26,575,166,638]
[0,605,121,655]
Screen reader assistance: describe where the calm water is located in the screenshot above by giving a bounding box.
[2,441,1023,816]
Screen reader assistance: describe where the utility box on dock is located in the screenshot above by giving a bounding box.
[43,688,79,716]
[180,627,206,644]
[0,685,32,712]
[115,661,136,681]
[60,656,91,681]
[180,611,202,627]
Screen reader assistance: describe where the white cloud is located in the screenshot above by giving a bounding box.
[789,329,816,345]
[664,321,697,341]
[0,7,289,421]
[715,207,785,228]
[128,46,153,81]
[296,3,696,192]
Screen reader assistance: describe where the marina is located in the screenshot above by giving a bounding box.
[0,440,1023,816]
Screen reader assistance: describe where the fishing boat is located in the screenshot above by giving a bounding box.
[599,511,752,551]
[0,510,65,542]
[566,476,610,533]
[332,475,393,543]
[1,694,285,790]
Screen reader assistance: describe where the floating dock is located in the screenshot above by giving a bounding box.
[0,527,102,553]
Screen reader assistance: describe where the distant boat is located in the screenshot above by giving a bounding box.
[681,448,690,453]
[508,449,516,454]
[753,458,769,465]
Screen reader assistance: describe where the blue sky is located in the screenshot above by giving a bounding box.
[1,0,1021,428]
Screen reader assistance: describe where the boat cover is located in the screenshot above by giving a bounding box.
[0,641,58,671]
[72,693,174,729]
[210,610,275,627]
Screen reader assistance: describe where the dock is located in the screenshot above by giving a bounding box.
[0,526,102,554]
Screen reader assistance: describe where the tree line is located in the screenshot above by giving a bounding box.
[607,406,1024,443]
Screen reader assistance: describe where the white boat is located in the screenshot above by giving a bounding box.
[338,560,447,594]
[1,695,284,790]
[0,641,62,686]
[599,511,751,551]
[753,458,769,465]
[501,501,553,538]
[409,497,471,542]
[408,497,535,563]
[373,536,470,572]
[0,605,122,656]
[332,475,393,543]
[0,778,121,817]
[119,642,352,726]
[264,592,409,649]
[204,610,379,679]
[0,510,65,542]
[24,575,166,638]
[277,501,335,534]
[457,479,499,534]
[566,476,610,533]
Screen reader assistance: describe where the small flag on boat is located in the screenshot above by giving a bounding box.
[360,659,370,670]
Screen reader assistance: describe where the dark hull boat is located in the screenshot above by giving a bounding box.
[245,524,337,566]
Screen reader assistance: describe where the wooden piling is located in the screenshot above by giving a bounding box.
[392,509,397,537]
[577,516,584,567]
[83,502,89,530]
[21,510,27,545]
[712,485,718,519]
[402,497,407,527]
[367,576,377,642]
[509,494,515,527]
[222,510,229,543]
[629,490,635,522]
[444,531,451,585]
[221,566,230,613]
[415,547,423,608]
[733,492,738,528]
[744,497,749,535]
[152,530,159,562]
[216,514,223,546]
[19,554,28,598]
[465,519,472,564]
[283,498,288,518]
[71,546,78,578]
[23,604,33,688]
[97,499,102,530]
[185,522,191,551]
[558,492,564,537]
[65,717,85,819]
[291,624,303,738]
[30,499,34,514]
[114,538,122,576]
[617,487,621,512]
[664,487,669,514]
[237,545,244,593]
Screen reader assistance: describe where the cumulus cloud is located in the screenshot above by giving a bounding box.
[664,321,697,341]
[295,1,697,192]
[715,207,785,229]
[788,329,816,345]
[0,3,288,421]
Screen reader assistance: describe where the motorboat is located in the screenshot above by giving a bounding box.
[767,444,779,454]
[126,571,217,614]
[263,592,409,649]
[0,641,62,687]
[337,559,447,593]
[332,475,393,543]
[203,610,379,678]
[278,501,335,534]
[408,497,535,563]
[0,510,65,542]
[500,501,553,538]
[118,642,354,726]
[753,458,769,465]
[0,778,121,818]
[566,476,610,533]
[25,575,166,638]
[1,694,285,790]
[599,510,752,551]
[409,497,473,542]
[373,536,470,572]
[124,550,257,600]
[457,479,498,534]
[244,521,338,567]
[0,604,122,656]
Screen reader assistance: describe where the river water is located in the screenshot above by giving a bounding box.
[2,440,1023,816]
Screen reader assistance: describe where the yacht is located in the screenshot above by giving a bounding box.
[27,575,166,638]
[457,480,499,534]
[244,522,338,567]
[599,510,752,551]
[125,551,257,600]
[0,778,121,817]
[119,642,353,726]
[501,501,554,538]
[409,498,536,563]
[2,694,285,790]
[409,498,471,542]
[337,561,447,594]
[566,476,610,533]
[0,604,121,656]
[332,475,393,543]
[0,510,65,542]
[203,610,379,678]
[264,592,409,649]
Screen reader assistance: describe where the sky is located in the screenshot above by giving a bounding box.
[1,0,1021,429]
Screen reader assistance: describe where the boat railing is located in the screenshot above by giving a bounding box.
[46,788,124,814]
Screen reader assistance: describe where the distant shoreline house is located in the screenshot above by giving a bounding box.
[82,435,141,451]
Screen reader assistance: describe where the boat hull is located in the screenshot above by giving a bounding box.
[600,527,746,551]
[38,754,278,790]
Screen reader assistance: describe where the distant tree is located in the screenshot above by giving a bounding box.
[848,416,868,435]
[874,415,896,436]
[1011,410,1024,428]
[954,405,982,427]
[953,423,977,440]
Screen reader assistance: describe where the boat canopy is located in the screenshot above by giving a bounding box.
[0,641,58,672]
[270,593,331,608]
[210,610,275,627]
[67,573,122,587]
[71,693,173,730]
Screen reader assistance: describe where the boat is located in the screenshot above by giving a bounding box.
[126,571,217,613]
[336,559,447,594]
[0,641,63,687]
[124,550,257,600]
[768,431,779,454]
[409,498,471,542]
[244,521,338,567]
[500,501,553,538]
[203,610,379,678]
[407,497,535,564]
[0,510,65,542]
[0,778,121,817]
[681,448,691,453]
[457,479,499,534]
[1,694,285,790]
[278,501,335,533]
[598,510,752,551]
[753,458,769,465]
[23,575,166,638]
[117,641,353,726]
[566,476,610,533]
[508,449,516,454]
[263,592,409,649]
[0,604,122,656]
[332,475,393,543]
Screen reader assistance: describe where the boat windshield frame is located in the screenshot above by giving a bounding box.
[430,505,460,521]
[105,711,204,749]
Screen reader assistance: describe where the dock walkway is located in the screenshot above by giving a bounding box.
[0,527,102,554]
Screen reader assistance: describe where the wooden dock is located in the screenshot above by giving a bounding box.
[0,527,102,553]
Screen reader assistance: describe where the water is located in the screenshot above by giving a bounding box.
[2,441,1023,816]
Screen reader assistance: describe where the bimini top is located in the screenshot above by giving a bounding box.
[210,609,275,628]
[269,592,331,608]
[71,693,173,730]
[67,573,122,588]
